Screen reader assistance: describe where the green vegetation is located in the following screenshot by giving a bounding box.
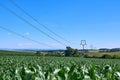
[0,50,120,79]
[0,50,35,56]
[64,46,83,57]
[31,46,120,59]
[64,46,78,57]
[0,56,120,80]
[85,51,120,59]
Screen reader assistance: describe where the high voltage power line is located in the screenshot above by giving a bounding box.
[9,0,71,44]
[0,2,67,47]
[0,26,53,48]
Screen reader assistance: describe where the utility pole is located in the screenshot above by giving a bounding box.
[80,40,87,56]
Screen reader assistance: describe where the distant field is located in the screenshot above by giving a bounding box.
[0,50,35,55]
[87,50,120,58]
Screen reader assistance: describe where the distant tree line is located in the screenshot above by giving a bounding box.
[36,46,84,57]
[99,48,120,52]
[36,51,64,57]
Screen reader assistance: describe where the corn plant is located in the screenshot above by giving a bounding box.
[0,56,120,80]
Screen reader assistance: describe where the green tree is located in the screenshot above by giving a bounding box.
[65,46,74,57]
[73,49,79,56]
[36,51,41,54]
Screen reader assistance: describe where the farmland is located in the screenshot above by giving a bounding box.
[0,54,120,80]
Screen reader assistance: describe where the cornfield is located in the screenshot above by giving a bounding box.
[0,56,120,80]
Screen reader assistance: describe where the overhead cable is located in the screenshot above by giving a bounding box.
[0,26,53,48]
[9,0,71,44]
[0,2,67,47]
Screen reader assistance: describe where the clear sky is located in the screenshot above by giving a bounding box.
[0,0,120,49]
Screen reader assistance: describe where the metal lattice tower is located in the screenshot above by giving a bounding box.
[80,40,87,56]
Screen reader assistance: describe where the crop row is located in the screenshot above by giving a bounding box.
[0,56,120,80]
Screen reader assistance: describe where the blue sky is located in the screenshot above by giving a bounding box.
[0,0,120,49]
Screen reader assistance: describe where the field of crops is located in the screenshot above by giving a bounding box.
[0,56,120,80]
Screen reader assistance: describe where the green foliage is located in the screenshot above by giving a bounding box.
[0,56,120,80]
[101,54,120,59]
[113,55,120,59]
[36,51,41,54]
[65,46,74,56]
[65,46,82,57]
[102,54,113,59]
[73,49,80,57]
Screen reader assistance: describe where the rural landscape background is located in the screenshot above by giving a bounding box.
[0,0,120,80]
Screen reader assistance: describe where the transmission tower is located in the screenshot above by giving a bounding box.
[80,40,87,56]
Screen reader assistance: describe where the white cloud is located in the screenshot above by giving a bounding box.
[24,32,30,36]
[7,33,12,35]
[18,42,34,47]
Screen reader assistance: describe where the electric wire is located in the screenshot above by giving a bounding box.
[0,26,53,48]
[9,0,71,44]
[0,2,67,47]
